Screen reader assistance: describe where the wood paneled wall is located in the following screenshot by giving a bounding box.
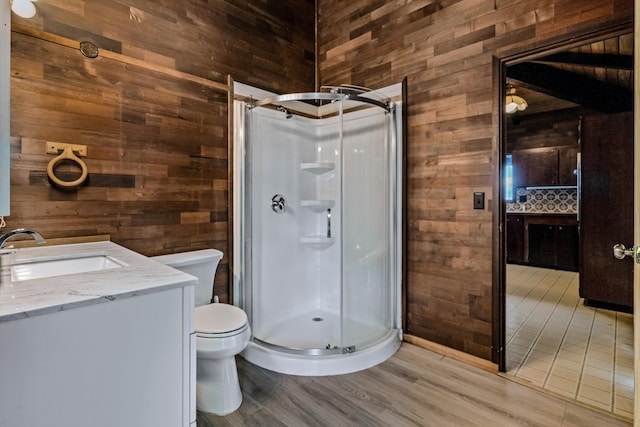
[8,0,315,303]
[8,0,634,362]
[507,108,583,152]
[317,0,633,360]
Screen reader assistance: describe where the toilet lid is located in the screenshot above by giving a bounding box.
[195,304,247,334]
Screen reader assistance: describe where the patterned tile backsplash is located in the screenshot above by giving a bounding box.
[506,187,577,214]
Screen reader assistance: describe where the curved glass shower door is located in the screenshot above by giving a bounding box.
[236,85,402,370]
[248,103,339,353]
[341,107,393,351]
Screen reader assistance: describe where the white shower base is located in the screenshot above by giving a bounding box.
[256,310,388,350]
[242,309,402,376]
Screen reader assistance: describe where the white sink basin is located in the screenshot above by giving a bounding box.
[11,255,126,282]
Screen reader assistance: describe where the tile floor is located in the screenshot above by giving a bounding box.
[504,264,634,420]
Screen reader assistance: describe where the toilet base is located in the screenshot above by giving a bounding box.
[196,355,243,416]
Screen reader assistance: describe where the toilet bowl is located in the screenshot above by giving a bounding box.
[152,249,251,416]
[194,301,251,415]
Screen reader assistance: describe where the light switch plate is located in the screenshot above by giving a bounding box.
[473,192,484,210]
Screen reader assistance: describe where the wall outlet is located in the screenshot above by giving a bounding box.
[473,192,484,210]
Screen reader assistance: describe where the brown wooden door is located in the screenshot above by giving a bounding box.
[579,111,633,309]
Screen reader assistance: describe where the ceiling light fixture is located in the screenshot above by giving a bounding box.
[505,84,528,114]
[10,0,37,18]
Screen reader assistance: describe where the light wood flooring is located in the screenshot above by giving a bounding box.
[504,264,634,420]
[196,343,630,426]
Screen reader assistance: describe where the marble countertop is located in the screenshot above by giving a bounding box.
[0,241,197,323]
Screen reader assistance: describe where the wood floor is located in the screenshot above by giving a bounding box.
[196,343,630,426]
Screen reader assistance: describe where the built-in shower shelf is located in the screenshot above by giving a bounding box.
[300,199,335,212]
[300,236,334,249]
[300,162,335,175]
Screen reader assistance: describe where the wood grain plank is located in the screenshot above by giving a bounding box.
[197,344,630,426]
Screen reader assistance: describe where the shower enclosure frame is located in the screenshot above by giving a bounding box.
[232,82,405,375]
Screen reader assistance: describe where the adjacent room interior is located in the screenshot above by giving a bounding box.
[501,31,634,418]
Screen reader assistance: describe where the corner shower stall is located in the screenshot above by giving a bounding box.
[233,83,403,375]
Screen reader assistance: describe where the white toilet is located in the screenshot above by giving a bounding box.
[152,249,251,416]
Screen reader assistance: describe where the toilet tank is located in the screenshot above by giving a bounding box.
[151,249,223,307]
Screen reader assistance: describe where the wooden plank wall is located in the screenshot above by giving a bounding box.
[507,108,583,151]
[8,0,315,303]
[7,0,634,363]
[317,0,633,360]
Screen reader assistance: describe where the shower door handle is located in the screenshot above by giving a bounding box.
[327,209,331,238]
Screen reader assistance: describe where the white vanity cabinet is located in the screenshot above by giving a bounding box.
[0,242,198,427]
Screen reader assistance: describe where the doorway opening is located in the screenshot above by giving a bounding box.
[496,25,634,419]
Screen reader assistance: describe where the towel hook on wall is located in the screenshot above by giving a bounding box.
[46,142,88,188]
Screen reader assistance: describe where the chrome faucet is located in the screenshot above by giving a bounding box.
[0,228,46,249]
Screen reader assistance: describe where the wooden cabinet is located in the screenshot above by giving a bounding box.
[528,223,579,271]
[527,224,556,266]
[511,146,577,188]
[506,214,579,271]
[506,214,525,263]
[556,225,580,270]
[512,148,558,187]
[558,146,578,186]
